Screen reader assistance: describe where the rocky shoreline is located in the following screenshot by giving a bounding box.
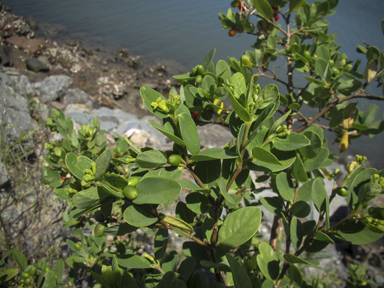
[0,3,383,286]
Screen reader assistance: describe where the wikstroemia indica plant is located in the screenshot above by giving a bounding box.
[9,0,384,288]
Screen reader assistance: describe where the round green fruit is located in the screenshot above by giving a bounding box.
[331,67,339,76]
[94,210,105,222]
[74,242,82,251]
[231,0,240,8]
[21,272,30,279]
[195,75,203,84]
[43,266,50,273]
[94,223,107,237]
[303,51,311,60]
[168,154,181,166]
[328,59,334,67]
[28,266,37,276]
[127,177,138,187]
[345,64,353,72]
[196,65,205,75]
[24,278,31,285]
[340,59,346,67]
[191,67,197,76]
[123,185,138,200]
[337,187,349,197]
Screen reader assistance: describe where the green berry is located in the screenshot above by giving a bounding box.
[345,64,353,72]
[331,67,339,76]
[195,75,203,84]
[303,51,311,60]
[28,266,36,276]
[328,59,334,67]
[337,187,349,197]
[74,242,82,251]
[94,223,107,237]
[44,266,50,273]
[127,177,138,187]
[123,185,138,200]
[168,154,182,166]
[196,65,205,75]
[24,278,31,285]
[21,272,30,279]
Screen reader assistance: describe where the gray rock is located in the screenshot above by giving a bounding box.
[0,72,15,87]
[0,160,9,186]
[34,75,72,103]
[90,107,138,125]
[64,104,93,125]
[197,124,233,148]
[36,103,51,122]
[0,83,37,137]
[16,75,36,97]
[26,58,49,72]
[62,88,91,106]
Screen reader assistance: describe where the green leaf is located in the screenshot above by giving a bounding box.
[148,120,186,147]
[117,255,153,269]
[65,153,94,180]
[315,58,331,83]
[316,45,330,62]
[290,0,305,12]
[140,86,168,118]
[252,147,282,166]
[123,204,158,227]
[253,0,273,20]
[292,156,309,183]
[291,201,311,218]
[288,264,303,286]
[191,148,238,161]
[178,112,200,155]
[299,131,322,159]
[250,149,296,173]
[304,147,329,171]
[154,229,168,260]
[98,181,125,198]
[364,60,377,84]
[134,177,181,204]
[290,217,303,251]
[217,207,261,249]
[162,215,194,233]
[276,172,295,202]
[73,186,111,210]
[94,149,112,181]
[312,178,330,229]
[178,257,196,282]
[41,270,56,288]
[314,231,335,244]
[178,180,210,193]
[190,271,209,288]
[269,110,291,137]
[226,254,252,288]
[0,268,18,283]
[193,160,221,188]
[257,242,280,281]
[200,260,230,272]
[283,254,320,266]
[219,176,235,205]
[10,249,27,271]
[362,104,378,124]
[334,221,383,244]
[103,223,137,236]
[303,75,326,86]
[259,197,284,218]
[202,48,216,70]
[135,150,168,168]
[272,133,310,151]
[54,258,65,280]
[186,193,210,214]
[225,73,251,122]
[216,60,231,82]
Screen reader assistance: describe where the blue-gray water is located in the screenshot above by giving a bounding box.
[3,0,384,168]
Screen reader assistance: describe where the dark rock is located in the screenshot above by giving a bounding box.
[0,45,10,66]
[26,57,49,72]
[34,75,72,103]
[27,15,38,31]
[6,36,45,54]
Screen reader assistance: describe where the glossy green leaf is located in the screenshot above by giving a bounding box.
[202,48,216,70]
[193,160,221,188]
[288,264,303,286]
[237,123,246,157]
[316,45,330,62]
[225,74,251,122]
[191,148,238,161]
[65,153,94,180]
[259,197,284,217]
[252,147,282,166]
[176,202,194,225]
[283,254,320,266]
[135,149,168,168]
[73,186,110,210]
[134,177,182,204]
[219,176,235,205]
[216,60,231,82]
[272,132,310,151]
[10,249,27,271]
[227,254,252,288]
[162,215,194,233]
[257,242,280,281]
[186,193,210,214]
[299,131,322,159]
[104,173,128,190]
[148,120,186,147]
[217,206,261,249]
[94,149,112,181]
[190,271,209,288]
[117,255,153,269]
[296,179,314,202]
[178,112,200,155]
[103,223,137,236]
[0,268,18,283]
[41,270,56,288]
[362,104,378,124]
[276,172,295,202]
[334,221,383,244]
[290,217,303,251]
[315,58,331,83]
[178,257,196,282]
[291,201,311,218]
[253,0,273,19]
[123,204,158,227]
[250,149,296,173]
[290,0,305,12]
[312,178,329,229]
[178,180,210,192]
[154,229,168,261]
[304,147,329,171]
[314,231,335,244]
[292,156,309,183]
[140,86,168,118]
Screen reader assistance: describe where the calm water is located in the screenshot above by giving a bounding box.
[3,0,384,168]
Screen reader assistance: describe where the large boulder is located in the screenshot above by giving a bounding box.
[34,75,72,103]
